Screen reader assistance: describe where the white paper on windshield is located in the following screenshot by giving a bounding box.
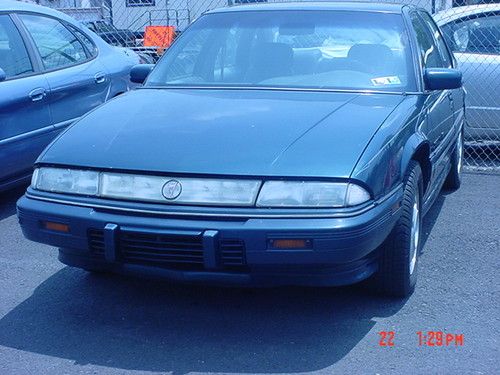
[371,76,402,86]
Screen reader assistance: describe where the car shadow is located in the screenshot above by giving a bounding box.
[0,185,28,221]
[0,267,408,373]
[0,190,449,373]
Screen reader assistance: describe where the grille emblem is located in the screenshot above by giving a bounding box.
[162,180,182,200]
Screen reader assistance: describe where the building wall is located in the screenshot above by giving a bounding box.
[32,0,454,32]
[109,0,454,32]
[109,0,222,31]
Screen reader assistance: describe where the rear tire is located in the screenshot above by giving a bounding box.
[370,160,423,297]
[444,131,463,190]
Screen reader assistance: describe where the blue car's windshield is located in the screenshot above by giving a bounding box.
[146,10,416,92]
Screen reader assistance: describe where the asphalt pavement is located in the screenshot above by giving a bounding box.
[0,173,498,375]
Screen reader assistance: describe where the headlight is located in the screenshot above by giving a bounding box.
[32,168,99,196]
[32,168,261,206]
[31,167,370,208]
[100,173,261,206]
[256,181,370,208]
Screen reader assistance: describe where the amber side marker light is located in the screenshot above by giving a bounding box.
[269,239,312,250]
[42,221,70,233]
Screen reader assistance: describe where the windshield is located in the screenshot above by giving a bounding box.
[146,10,416,92]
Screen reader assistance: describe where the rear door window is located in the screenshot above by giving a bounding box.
[69,25,98,58]
[19,14,87,70]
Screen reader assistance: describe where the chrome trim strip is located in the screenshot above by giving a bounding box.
[0,124,55,146]
[0,117,79,146]
[52,117,80,130]
[25,185,402,219]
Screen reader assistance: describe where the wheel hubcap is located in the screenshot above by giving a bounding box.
[409,194,420,275]
[457,133,463,174]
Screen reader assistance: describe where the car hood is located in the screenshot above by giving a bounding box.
[39,88,404,178]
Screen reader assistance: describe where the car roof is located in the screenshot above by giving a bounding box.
[0,0,77,24]
[434,4,500,24]
[207,2,407,15]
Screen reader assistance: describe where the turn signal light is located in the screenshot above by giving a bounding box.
[42,221,70,233]
[269,239,312,250]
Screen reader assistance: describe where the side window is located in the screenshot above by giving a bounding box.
[410,12,445,69]
[442,14,500,55]
[69,25,98,58]
[19,14,87,70]
[0,15,33,78]
[419,11,452,68]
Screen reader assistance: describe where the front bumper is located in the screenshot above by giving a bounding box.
[17,188,402,286]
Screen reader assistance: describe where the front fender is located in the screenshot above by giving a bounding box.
[400,133,430,180]
[350,95,427,199]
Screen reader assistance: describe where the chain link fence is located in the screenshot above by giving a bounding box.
[25,0,500,172]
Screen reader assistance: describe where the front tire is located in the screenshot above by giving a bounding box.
[371,160,423,297]
[444,131,463,190]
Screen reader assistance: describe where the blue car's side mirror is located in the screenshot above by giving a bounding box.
[424,68,462,91]
[130,64,154,84]
[0,68,6,82]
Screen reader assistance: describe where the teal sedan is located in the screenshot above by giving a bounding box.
[17,3,465,297]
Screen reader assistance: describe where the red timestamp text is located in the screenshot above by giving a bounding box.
[378,331,464,347]
[378,331,395,347]
[417,331,464,347]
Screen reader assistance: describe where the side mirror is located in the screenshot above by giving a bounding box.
[0,68,6,82]
[424,68,462,91]
[130,64,154,84]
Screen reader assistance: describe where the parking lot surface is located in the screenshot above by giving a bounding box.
[0,173,498,375]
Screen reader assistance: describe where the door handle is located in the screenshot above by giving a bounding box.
[94,72,106,84]
[29,88,46,102]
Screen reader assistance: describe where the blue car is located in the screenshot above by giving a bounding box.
[17,2,465,297]
[0,0,140,191]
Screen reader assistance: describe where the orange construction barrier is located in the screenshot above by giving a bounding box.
[143,25,176,48]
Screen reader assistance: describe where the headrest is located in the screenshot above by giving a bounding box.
[246,42,294,82]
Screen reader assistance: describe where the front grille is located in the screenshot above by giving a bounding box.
[220,239,247,270]
[87,228,248,271]
[88,229,105,259]
[119,231,205,270]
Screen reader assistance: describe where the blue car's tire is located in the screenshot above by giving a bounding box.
[444,131,463,190]
[371,160,423,297]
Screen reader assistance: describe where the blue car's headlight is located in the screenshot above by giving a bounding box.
[256,181,370,208]
[31,168,261,206]
[99,173,261,206]
[32,168,370,208]
[32,168,99,196]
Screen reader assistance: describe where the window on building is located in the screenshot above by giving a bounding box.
[126,0,155,7]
